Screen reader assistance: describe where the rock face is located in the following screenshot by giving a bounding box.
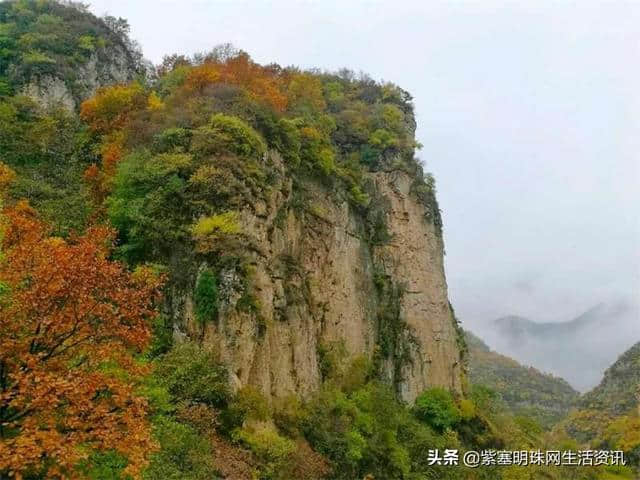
[21,47,140,110]
[172,152,463,404]
[372,169,463,401]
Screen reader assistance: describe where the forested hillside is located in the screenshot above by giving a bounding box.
[579,342,640,415]
[465,331,579,428]
[0,2,636,479]
[557,343,640,469]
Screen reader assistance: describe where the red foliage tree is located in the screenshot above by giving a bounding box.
[0,200,163,478]
[184,53,288,112]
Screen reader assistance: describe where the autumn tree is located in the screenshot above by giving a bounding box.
[80,83,148,135]
[183,52,288,112]
[0,198,163,479]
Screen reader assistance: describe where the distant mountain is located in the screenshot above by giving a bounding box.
[493,302,612,337]
[481,301,640,391]
[465,330,579,428]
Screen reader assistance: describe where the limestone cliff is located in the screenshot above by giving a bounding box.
[37,38,468,404]
[171,150,463,404]
[21,47,141,110]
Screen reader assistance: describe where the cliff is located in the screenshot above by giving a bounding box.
[89,51,464,405]
[0,1,465,404]
[172,152,463,403]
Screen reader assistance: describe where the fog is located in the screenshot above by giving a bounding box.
[481,301,640,391]
[88,0,640,388]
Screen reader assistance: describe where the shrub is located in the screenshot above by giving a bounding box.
[191,211,242,254]
[304,382,413,480]
[191,211,240,237]
[270,117,301,166]
[152,127,192,153]
[273,395,307,437]
[155,343,229,407]
[219,386,270,434]
[369,128,399,150]
[413,388,462,432]
[107,151,192,262]
[76,450,131,480]
[194,268,218,325]
[234,424,295,480]
[147,313,174,357]
[143,416,218,480]
[232,385,271,422]
[81,83,148,134]
[191,113,266,159]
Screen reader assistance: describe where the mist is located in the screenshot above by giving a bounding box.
[88,0,640,388]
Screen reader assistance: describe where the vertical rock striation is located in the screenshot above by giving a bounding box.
[174,151,463,404]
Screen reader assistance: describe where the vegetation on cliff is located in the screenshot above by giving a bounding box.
[0,0,144,101]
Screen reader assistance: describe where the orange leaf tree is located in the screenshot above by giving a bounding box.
[0,201,163,478]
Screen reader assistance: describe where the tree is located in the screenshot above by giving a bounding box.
[0,200,163,478]
[80,83,148,135]
[413,388,462,432]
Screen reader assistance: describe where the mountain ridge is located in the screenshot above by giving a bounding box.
[483,299,639,390]
[464,330,579,428]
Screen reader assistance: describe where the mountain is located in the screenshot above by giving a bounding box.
[1,2,631,479]
[0,0,144,109]
[1,3,471,477]
[465,330,579,428]
[2,2,464,404]
[0,0,146,235]
[483,301,640,391]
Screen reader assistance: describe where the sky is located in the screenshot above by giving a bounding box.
[88,0,640,337]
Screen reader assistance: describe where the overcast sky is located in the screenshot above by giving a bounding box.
[88,0,639,332]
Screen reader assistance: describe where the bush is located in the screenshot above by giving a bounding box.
[194,268,218,325]
[107,151,192,263]
[191,211,242,254]
[191,211,240,237]
[191,113,266,159]
[76,450,131,480]
[219,385,270,434]
[152,127,192,153]
[304,382,413,480]
[143,416,219,480]
[413,388,462,432]
[234,424,294,479]
[369,128,399,150]
[147,314,173,357]
[155,343,229,407]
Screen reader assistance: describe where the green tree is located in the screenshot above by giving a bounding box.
[413,388,462,432]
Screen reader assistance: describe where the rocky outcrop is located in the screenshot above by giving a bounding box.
[172,152,463,404]
[21,47,140,110]
[373,169,463,401]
